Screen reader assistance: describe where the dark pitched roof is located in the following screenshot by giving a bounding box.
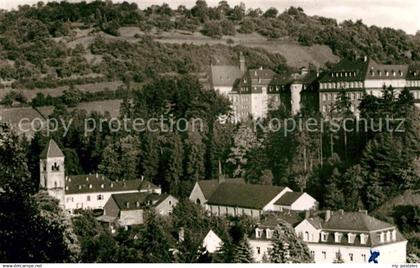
[111,192,173,211]
[366,60,408,80]
[65,175,158,195]
[274,192,304,206]
[40,139,64,158]
[407,63,420,80]
[197,178,245,199]
[323,211,393,232]
[318,59,369,83]
[306,216,323,229]
[259,212,303,228]
[112,192,152,211]
[210,65,242,87]
[207,183,286,209]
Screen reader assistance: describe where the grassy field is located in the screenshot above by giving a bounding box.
[117,27,339,68]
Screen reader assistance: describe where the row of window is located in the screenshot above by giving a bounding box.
[66,194,104,203]
[319,251,365,262]
[369,70,404,77]
[321,92,362,101]
[407,81,420,87]
[320,81,364,90]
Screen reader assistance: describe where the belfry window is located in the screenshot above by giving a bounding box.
[52,162,60,171]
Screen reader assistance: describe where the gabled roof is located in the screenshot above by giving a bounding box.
[207,183,286,209]
[40,139,64,158]
[305,216,323,229]
[197,178,245,199]
[259,212,303,228]
[65,175,158,195]
[318,59,369,83]
[210,65,242,87]
[274,192,304,206]
[366,60,408,80]
[111,192,173,211]
[407,63,420,80]
[323,211,393,232]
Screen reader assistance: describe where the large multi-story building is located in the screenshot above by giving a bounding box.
[208,55,420,120]
[249,210,407,263]
[189,178,318,219]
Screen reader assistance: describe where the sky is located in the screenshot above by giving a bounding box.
[1,0,419,34]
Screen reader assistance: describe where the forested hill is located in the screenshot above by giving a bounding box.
[0,1,419,85]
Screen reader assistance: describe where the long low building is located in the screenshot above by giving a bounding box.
[189,177,318,218]
[249,210,407,263]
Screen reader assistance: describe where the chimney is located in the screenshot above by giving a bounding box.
[96,173,98,178]
[305,210,311,219]
[364,56,368,62]
[141,175,144,181]
[239,52,246,74]
[218,160,225,184]
[325,210,331,222]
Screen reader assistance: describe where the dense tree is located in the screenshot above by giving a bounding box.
[270,221,312,263]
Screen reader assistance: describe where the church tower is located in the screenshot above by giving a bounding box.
[40,139,65,207]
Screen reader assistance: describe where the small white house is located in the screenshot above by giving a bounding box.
[203,230,223,254]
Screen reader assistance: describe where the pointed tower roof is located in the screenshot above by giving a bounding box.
[40,139,64,159]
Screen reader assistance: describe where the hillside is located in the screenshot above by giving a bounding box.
[1,0,419,99]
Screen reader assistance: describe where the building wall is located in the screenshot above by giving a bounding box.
[364,79,406,90]
[189,182,207,205]
[262,187,292,211]
[291,83,302,115]
[214,86,233,96]
[103,196,120,218]
[65,190,139,211]
[229,93,252,121]
[250,86,269,119]
[203,230,223,254]
[120,209,144,226]
[207,205,262,218]
[155,195,178,216]
[248,239,273,262]
[290,193,318,211]
[307,240,407,263]
[295,219,321,243]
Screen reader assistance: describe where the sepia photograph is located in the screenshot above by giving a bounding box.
[0,0,419,265]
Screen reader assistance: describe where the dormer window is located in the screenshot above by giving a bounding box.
[360,233,368,244]
[255,228,263,238]
[392,229,396,241]
[334,232,343,243]
[136,201,140,207]
[386,71,389,76]
[386,230,391,242]
[379,232,385,243]
[126,202,130,209]
[348,233,355,244]
[89,184,92,189]
[266,229,273,239]
[321,232,328,242]
[101,184,104,189]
